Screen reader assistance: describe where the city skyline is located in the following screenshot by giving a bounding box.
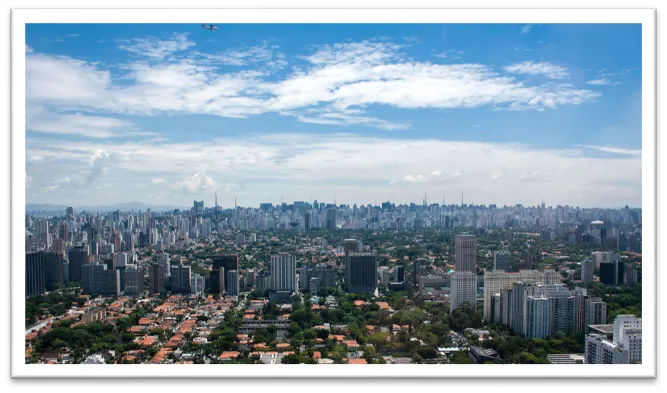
[26,23,642,208]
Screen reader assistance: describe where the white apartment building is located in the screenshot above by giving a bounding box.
[450,271,477,314]
[585,334,629,364]
[483,269,562,321]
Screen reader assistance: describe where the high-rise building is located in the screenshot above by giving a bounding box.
[82,263,120,296]
[148,262,166,294]
[585,298,607,326]
[67,245,88,283]
[394,265,405,283]
[580,259,595,283]
[585,334,629,364]
[482,270,562,321]
[270,253,296,292]
[600,260,626,285]
[450,271,477,314]
[613,315,642,344]
[326,208,337,230]
[346,252,378,294]
[493,250,511,272]
[455,234,477,273]
[123,264,143,296]
[26,251,45,297]
[43,251,65,291]
[170,264,192,294]
[211,255,238,292]
[525,295,550,338]
[227,270,240,296]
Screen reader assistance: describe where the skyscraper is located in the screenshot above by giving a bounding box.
[346,252,378,294]
[525,295,550,338]
[455,234,477,273]
[170,264,192,294]
[82,263,120,296]
[585,297,608,326]
[26,251,45,297]
[124,264,143,296]
[148,262,166,294]
[227,270,240,296]
[211,255,238,292]
[43,250,65,291]
[67,245,88,284]
[326,208,337,230]
[270,253,296,292]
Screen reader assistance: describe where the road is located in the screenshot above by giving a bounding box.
[25,319,50,336]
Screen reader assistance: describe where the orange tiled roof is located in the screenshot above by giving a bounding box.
[329,335,345,341]
[276,343,290,349]
[219,351,240,360]
[313,351,321,359]
[348,359,367,364]
[343,340,360,348]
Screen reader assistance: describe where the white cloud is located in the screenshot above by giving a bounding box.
[151,178,167,184]
[26,44,33,53]
[27,110,137,138]
[430,169,443,177]
[176,172,216,193]
[504,61,569,79]
[520,25,533,34]
[586,78,613,85]
[26,173,33,188]
[575,145,641,156]
[491,173,502,179]
[25,39,599,132]
[25,134,641,208]
[117,33,195,59]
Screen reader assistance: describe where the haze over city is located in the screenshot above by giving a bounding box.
[25,23,641,209]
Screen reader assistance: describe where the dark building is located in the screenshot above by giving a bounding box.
[326,208,337,230]
[148,262,166,294]
[82,263,120,296]
[43,251,65,290]
[395,265,405,283]
[345,252,378,294]
[67,245,88,284]
[26,251,46,297]
[599,260,626,286]
[211,255,238,292]
[304,212,312,230]
[170,264,191,294]
[470,346,500,363]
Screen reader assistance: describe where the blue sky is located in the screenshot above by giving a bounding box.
[25,23,642,208]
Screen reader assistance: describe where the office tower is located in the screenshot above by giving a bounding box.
[600,260,625,285]
[326,208,337,230]
[67,245,88,283]
[82,263,120,296]
[580,259,595,283]
[66,206,74,217]
[211,255,238,292]
[148,262,166,294]
[394,265,405,283]
[190,274,205,295]
[194,200,204,215]
[591,251,619,269]
[236,233,245,246]
[26,251,45,297]
[226,270,240,296]
[123,264,143,296]
[582,297,605,326]
[585,334,629,364]
[450,271,477,313]
[300,267,311,292]
[525,295,550,338]
[270,253,296,292]
[455,234,477,273]
[620,327,642,364]
[43,251,65,290]
[346,252,378,294]
[309,277,321,293]
[304,212,312,230]
[343,239,361,254]
[170,264,192,295]
[624,263,636,285]
[493,250,511,272]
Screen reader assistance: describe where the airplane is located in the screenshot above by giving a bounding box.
[202,24,219,31]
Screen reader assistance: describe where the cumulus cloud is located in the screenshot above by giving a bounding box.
[151,178,167,184]
[430,169,443,177]
[27,110,137,138]
[504,61,569,79]
[86,149,110,186]
[176,172,216,193]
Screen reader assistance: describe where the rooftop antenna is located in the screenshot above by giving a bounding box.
[461,190,464,206]
[234,197,237,210]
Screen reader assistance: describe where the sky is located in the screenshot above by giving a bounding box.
[25,23,642,209]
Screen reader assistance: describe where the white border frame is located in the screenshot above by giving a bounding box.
[10,8,656,379]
